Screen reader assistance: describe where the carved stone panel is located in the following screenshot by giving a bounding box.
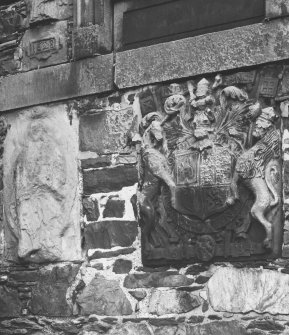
[3,105,81,263]
[134,67,284,266]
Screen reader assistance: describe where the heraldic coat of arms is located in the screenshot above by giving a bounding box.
[131,71,282,266]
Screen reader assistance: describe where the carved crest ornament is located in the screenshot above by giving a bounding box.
[133,72,282,266]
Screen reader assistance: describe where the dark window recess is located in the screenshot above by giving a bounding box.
[122,0,265,50]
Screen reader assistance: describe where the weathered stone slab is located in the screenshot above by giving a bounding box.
[20,21,68,71]
[207,267,289,314]
[83,166,138,194]
[84,220,138,249]
[28,0,73,23]
[0,286,21,317]
[110,322,151,335]
[79,107,135,154]
[186,321,247,335]
[3,105,81,263]
[124,272,194,289]
[149,289,200,315]
[115,19,289,88]
[31,264,80,316]
[0,54,113,112]
[76,274,133,316]
[266,0,289,18]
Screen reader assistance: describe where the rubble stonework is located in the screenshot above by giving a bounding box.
[2,1,289,335]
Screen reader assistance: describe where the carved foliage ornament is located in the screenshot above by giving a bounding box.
[134,70,282,265]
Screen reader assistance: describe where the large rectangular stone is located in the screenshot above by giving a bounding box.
[0,54,113,112]
[115,18,289,89]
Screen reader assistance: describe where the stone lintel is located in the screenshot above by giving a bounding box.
[115,18,289,89]
[0,54,114,112]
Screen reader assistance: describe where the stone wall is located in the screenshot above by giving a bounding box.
[2,1,289,335]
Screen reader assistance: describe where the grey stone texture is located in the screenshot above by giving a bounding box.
[266,0,289,18]
[76,274,133,316]
[28,0,73,23]
[207,267,289,314]
[79,107,135,154]
[148,289,201,316]
[0,54,113,112]
[115,19,289,89]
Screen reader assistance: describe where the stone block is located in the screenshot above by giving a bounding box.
[207,267,289,314]
[123,272,194,288]
[31,264,80,316]
[186,321,247,335]
[83,166,138,194]
[103,198,125,218]
[28,0,73,24]
[88,247,136,260]
[73,0,112,59]
[113,259,132,274]
[110,322,151,335]
[20,21,68,71]
[128,290,147,301]
[84,220,138,249]
[0,54,113,112]
[115,19,289,89]
[79,107,135,154]
[247,320,285,332]
[76,274,133,316]
[266,0,289,18]
[0,286,21,317]
[3,105,81,263]
[148,289,200,315]
[83,197,99,221]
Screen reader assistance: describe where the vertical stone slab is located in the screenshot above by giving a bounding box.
[3,104,81,263]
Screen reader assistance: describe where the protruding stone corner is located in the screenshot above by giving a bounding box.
[115,18,289,89]
[207,266,289,315]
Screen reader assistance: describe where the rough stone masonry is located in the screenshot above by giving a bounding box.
[2,1,289,335]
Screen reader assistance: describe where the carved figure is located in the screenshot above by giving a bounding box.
[138,112,177,249]
[226,107,280,248]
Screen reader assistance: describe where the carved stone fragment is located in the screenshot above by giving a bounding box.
[3,105,81,263]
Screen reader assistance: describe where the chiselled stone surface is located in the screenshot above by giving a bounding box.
[110,322,151,335]
[0,286,21,317]
[83,198,99,222]
[76,274,133,316]
[208,267,289,314]
[113,259,132,274]
[84,221,138,249]
[103,198,125,218]
[83,166,138,194]
[115,19,289,88]
[28,0,73,23]
[148,289,200,315]
[266,0,289,18]
[31,264,79,316]
[20,21,68,71]
[79,107,135,154]
[186,321,247,335]
[3,105,81,263]
[0,55,113,112]
[124,272,194,289]
[247,320,285,332]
